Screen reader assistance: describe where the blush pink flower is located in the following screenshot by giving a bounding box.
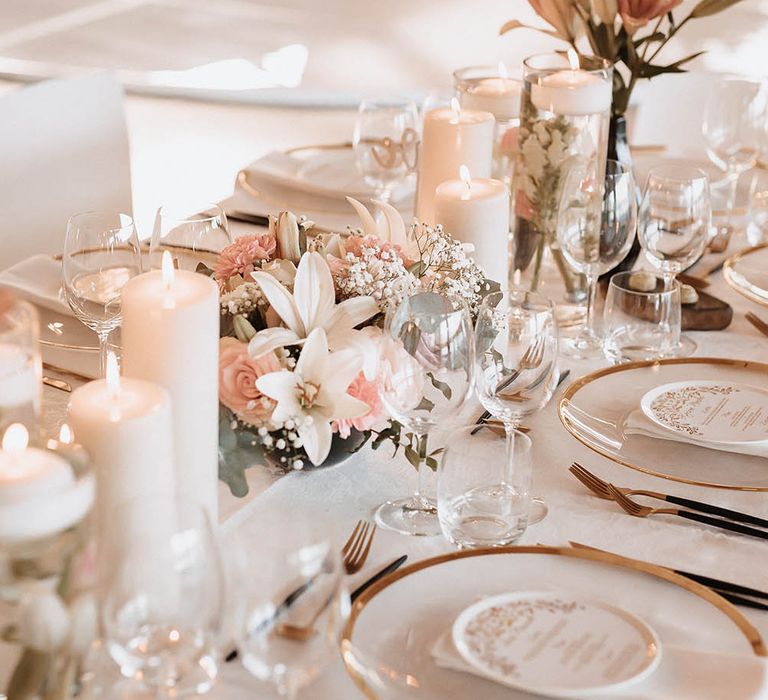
[215,234,277,282]
[332,371,386,438]
[219,337,282,426]
[619,0,682,33]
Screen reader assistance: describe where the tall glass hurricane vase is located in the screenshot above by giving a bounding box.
[511,52,612,328]
[557,159,638,358]
[376,292,475,537]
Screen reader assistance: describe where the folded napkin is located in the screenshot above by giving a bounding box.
[431,631,768,699]
[229,149,414,233]
[0,254,71,315]
[624,410,768,459]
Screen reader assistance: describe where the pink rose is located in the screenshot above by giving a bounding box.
[333,372,386,438]
[214,234,277,283]
[619,0,682,33]
[219,337,282,426]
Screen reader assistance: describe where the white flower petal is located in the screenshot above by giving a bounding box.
[324,296,379,339]
[252,270,305,336]
[319,348,363,400]
[332,393,371,421]
[299,417,332,465]
[373,199,407,248]
[294,252,336,333]
[346,196,380,236]
[295,327,329,384]
[341,328,381,381]
[248,327,302,359]
[255,371,300,422]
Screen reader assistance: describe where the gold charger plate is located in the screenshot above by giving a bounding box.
[340,546,766,700]
[723,244,768,308]
[558,357,768,491]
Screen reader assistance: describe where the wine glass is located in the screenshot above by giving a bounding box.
[474,290,558,523]
[557,159,638,358]
[236,521,348,699]
[638,165,710,356]
[352,98,419,203]
[100,498,224,696]
[376,292,475,537]
[149,202,231,271]
[62,211,142,376]
[703,76,768,238]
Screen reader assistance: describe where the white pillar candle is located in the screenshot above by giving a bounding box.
[68,355,175,544]
[416,99,494,226]
[0,344,38,409]
[434,166,510,284]
[460,77,521,121]
[530,52,612,116]
[0,424,94,543]
[121,252,219,522]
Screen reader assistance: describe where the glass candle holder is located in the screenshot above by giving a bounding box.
[0,296,41,436]
[510,53,612,327]
[453,64,522,187]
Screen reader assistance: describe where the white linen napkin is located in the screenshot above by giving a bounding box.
[0,254,71,315]
[431,631,768,699]
[624,410,768,459]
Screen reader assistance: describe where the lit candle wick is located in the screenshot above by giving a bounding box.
[59,424,73,445]
[459,164,472,200]
[161,250,176,309]
[2,423,28,453]
[567,48,580,72]
[450,96,461,124]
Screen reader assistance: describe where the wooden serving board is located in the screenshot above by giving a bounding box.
[681,289,733,331]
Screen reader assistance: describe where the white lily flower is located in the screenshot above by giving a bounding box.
[256,328,370,465]
[270,211,302,263]
[345,196,412,253]
[249,251,379,359]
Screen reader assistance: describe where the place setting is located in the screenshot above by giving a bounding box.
[2,1,768,698]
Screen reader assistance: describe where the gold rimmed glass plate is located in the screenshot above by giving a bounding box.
[558,357,768,491]
[340,546,766,700]
[723,244,768,308]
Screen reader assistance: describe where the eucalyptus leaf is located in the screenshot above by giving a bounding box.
[404,445,421,470]
[195,262,215,277]
[233,314,258,342]
[406,261,428,277]
[416,397,435,412]
[426,372,452,400]
[424,456,438,471]
[218,411,252,497]
[690,0,744,18]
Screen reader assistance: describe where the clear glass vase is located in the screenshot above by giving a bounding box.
[510,53,612,327]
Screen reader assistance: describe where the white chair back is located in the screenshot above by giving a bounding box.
[0,73,132,269]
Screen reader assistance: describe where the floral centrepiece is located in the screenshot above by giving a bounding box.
[502,0,743,115]
[209,198,496,480]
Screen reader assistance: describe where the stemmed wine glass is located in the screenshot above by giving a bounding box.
[638,164,711,356]
[150,202,232,271]
[557,159,638,358]
[100,498,224,697]
[703,76,768,238]
[62,211,142,376]
[474,290,558,524]
[235,519,348,699]
[353,98,419,204]
[376,292,475,537]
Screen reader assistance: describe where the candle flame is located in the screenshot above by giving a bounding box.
[450,96,461,123]
[161,250,175,289]
[567,49,580,71]
[498,61,509,80]
[106,351,120,396]
[2,423,28,452]
[59,423,73,445]
[459,164,472,192]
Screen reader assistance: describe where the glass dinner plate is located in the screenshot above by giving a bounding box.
[558,358,768,491]
[341,546,765,700]
[723,244,768,308]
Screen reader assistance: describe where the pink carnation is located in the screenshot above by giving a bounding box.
[333,372,386,438]
[215,234,276,282]
[218,337,282,426]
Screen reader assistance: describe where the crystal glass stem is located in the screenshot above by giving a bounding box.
[97,329,110,377]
